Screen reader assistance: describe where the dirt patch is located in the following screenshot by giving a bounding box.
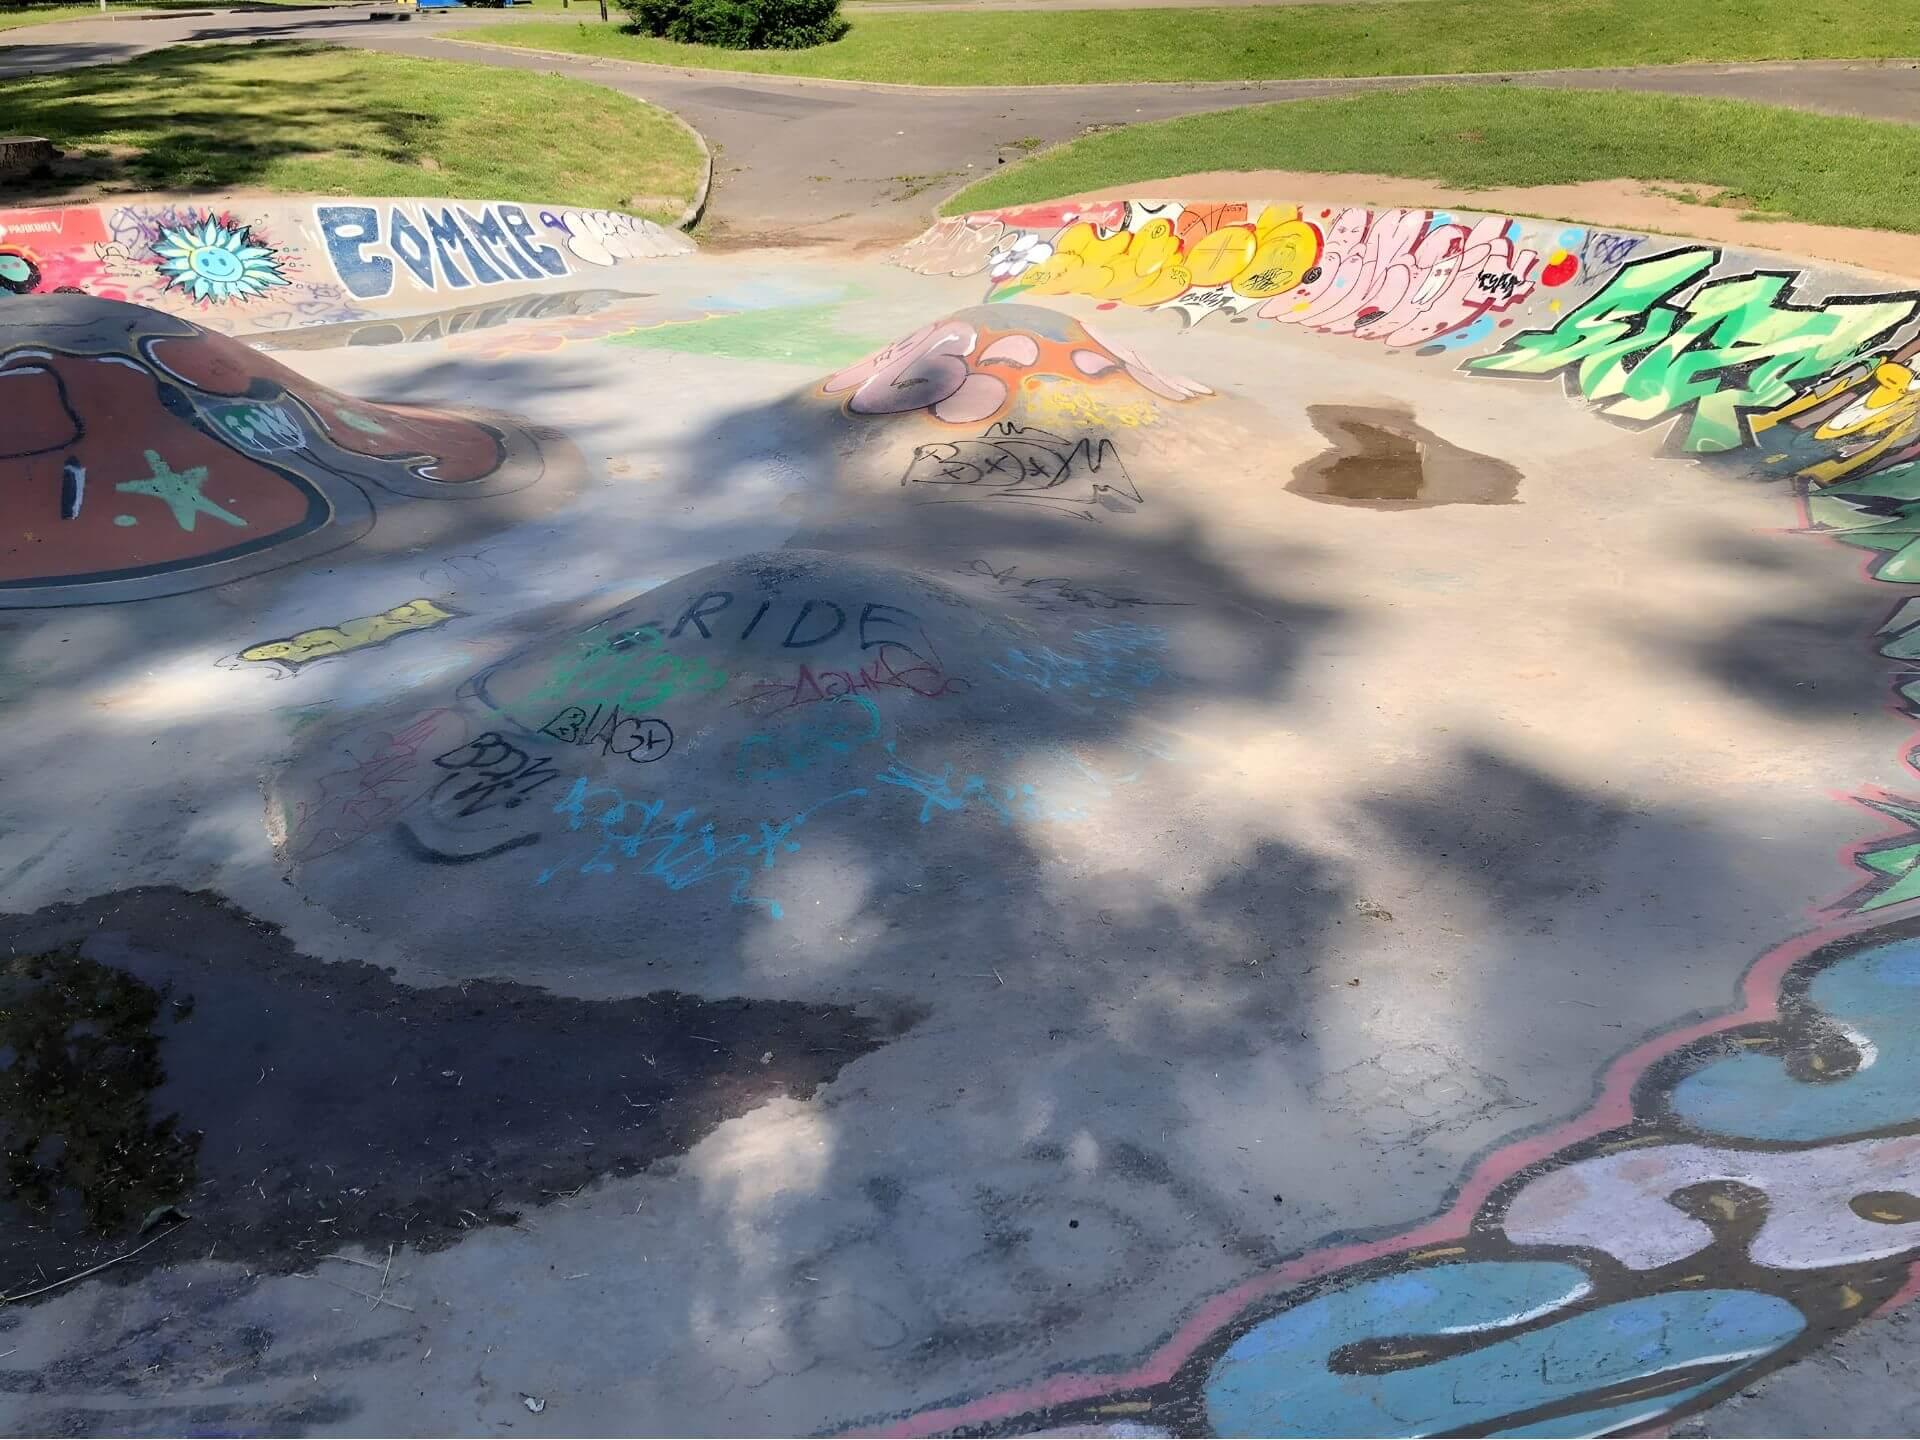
[0,887,914,1301]
[1068,171,1920,283]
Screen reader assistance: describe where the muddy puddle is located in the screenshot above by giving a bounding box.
[1290,405,1522,508]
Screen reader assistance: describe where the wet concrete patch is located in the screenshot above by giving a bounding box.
[1290,404,1522,508]
[0,887,909,1299]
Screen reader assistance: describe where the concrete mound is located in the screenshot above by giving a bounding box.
[0,294,581,604]
[273,547,1181,952]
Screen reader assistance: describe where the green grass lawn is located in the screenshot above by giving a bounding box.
[939,86,1920,235]
[0,40,703,214]
[460,0,1920,85]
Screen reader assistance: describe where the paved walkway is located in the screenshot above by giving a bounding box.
[2,7,1917,235]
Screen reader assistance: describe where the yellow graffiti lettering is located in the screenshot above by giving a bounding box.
[241,598,459,671]
[1185,226,1258,288]
[1234,218,1324,298]
[1000,203,1329,312]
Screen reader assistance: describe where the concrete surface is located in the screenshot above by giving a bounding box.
[3,179,1920,1436]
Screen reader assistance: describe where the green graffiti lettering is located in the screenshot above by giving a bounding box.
[1470,249,1917,453]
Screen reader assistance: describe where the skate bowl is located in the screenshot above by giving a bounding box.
[3,187,1920,1438]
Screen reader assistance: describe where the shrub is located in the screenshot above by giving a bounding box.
[618,0,848,49]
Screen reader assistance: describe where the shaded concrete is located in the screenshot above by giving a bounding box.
[0,196,1917,1431]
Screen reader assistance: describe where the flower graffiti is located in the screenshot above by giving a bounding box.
[154,217,291,305]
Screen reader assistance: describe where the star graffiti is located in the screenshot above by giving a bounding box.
[115,450,247,532]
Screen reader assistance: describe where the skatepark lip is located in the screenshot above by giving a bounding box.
[1018,171,1920,284]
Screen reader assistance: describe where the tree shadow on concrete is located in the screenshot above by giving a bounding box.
[0,315,1898,1437]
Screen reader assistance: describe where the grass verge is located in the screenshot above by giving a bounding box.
[460,0,1920,86]
[0,40,704,214]
[940,86,1920,235]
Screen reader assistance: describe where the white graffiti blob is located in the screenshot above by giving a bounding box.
[898,216,1007,277]
[540,209,682,267]
[1503,1134,1920,1270]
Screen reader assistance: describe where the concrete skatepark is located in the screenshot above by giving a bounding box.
[6,19,1920,1433]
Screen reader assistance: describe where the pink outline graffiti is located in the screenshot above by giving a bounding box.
[876,911,1915,1436]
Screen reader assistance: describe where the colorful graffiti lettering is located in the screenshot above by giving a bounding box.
[821,304,1210,426]
[237,598,462,676]
[1467,247,1918,453]
[316,200,569,300]
[864,206,1920,1440]
[976,202,1541,346]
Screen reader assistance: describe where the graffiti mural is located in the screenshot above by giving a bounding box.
[0,248,40,296]
[863,198,1920,1438]
[821,304,1211,425]
[153,217,290,305]
[538,207,688,268]
[1466,247,1918,453]
[0,196,691,334]
[317,200,688,301]
[946,201,1552,347]
[0,293,579,605]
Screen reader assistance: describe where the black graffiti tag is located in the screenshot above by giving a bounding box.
[539,704,673,764]
[431,732,562,817]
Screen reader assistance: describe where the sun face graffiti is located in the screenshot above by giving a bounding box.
[153,217,291,305]
[0,248,40,296]
[820,304,1211,426]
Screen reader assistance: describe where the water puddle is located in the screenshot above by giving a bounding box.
[1291,405,1522,509]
